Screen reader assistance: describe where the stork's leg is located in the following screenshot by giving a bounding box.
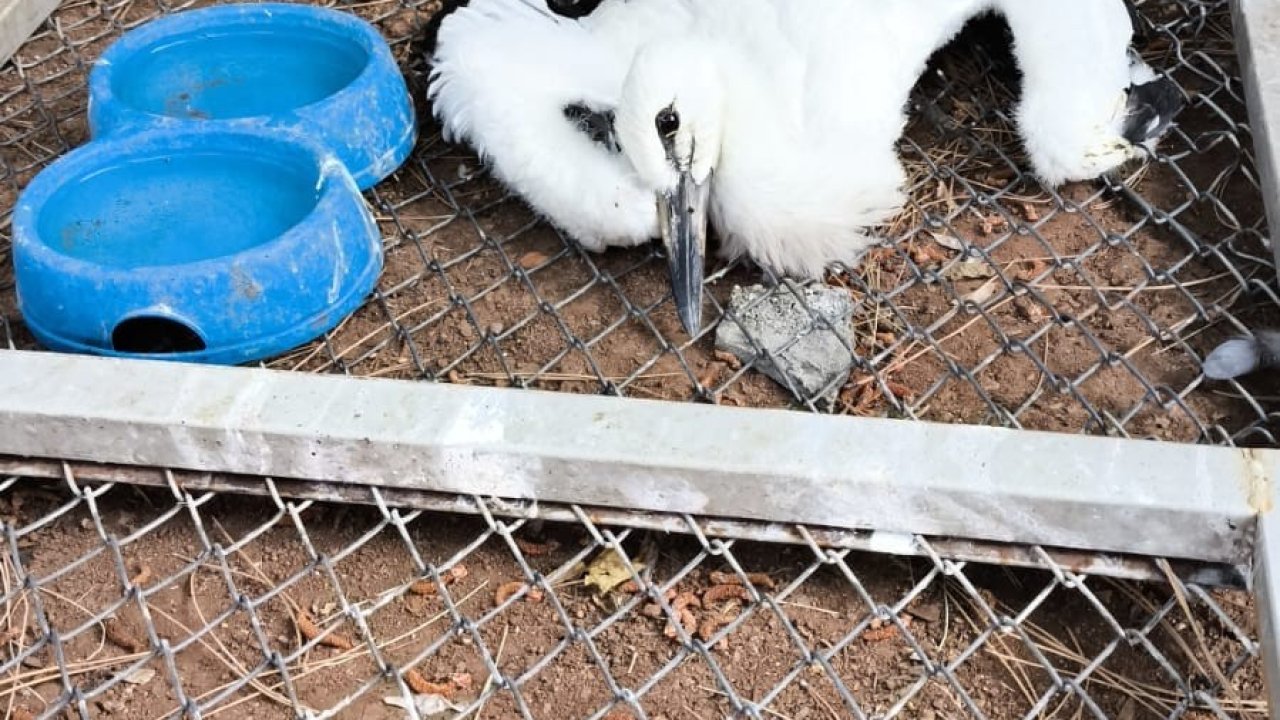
[993,0,1183,186]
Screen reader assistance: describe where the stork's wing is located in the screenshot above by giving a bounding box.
[780,0,989,144]
[427,0,663,248]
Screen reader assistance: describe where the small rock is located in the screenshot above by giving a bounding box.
[714,282,856,401]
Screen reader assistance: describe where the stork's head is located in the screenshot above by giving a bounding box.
[615,39,724,334]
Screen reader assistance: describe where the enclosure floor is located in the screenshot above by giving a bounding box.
[1,0,1278,445]
[0,478,1266,719]
[0,1,1276,715]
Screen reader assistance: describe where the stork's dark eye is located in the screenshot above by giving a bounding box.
[655,108,680,138]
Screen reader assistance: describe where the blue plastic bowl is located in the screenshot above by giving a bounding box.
[12,126,383,365]
[87,2,415,190]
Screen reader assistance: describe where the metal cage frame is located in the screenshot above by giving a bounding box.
[1,0,1280,717]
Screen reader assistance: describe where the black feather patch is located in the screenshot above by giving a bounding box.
[546,0,605,18]
[564,102,620,152]
[1121,75,1185,146]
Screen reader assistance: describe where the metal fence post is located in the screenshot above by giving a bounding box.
[1233,0,1280,280]
[1257,509,1280,719]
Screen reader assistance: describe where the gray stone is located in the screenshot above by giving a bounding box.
[714,281,856,401]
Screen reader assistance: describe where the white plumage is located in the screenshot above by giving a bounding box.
[427,0,1182,332]
[427,0,685,250]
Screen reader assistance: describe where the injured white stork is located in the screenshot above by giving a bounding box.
[426,0,1184,334]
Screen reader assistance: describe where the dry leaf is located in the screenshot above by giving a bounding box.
[518,251,549,270]
[942,259,995,281]
[961,277,1001,305]
[384,693,462,716]
[929,232,965,252]
[123,667,156,685]
[583,549,644,596]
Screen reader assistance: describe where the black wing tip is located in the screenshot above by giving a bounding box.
[546,0,605,18]
[1121,75,1185,146]
[564,102,620,152]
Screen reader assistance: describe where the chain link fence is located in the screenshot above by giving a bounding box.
[0,0,1276,444]
[0,468,1268,719]
[0,0,1275,717]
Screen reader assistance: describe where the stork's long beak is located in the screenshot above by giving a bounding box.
[658,169,710,335]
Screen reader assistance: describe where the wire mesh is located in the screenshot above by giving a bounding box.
[0,1,1275,718]
[1,0,1277,446]
[0,469,1266,719]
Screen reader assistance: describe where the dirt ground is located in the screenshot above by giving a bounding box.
[0,479,1268,719]
[0,2,1275,719]
[0,0,1276,444]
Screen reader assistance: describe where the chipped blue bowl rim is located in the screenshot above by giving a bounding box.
[87,2,416,190]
